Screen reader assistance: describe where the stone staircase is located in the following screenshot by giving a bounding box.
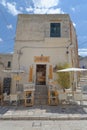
[78,73,87,90]
[34,85,48,105]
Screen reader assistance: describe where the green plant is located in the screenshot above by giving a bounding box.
[57,63,70,92]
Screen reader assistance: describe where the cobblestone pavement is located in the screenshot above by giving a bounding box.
[0,120,87,130]
[0,101,87,120]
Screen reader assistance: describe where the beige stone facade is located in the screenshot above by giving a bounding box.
[0,54,13,78]
[0,54,13,95]
[11,14,78,94]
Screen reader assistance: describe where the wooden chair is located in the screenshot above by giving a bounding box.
[10,94,19,106]
[3,93,10,105]
[58,92,67,104]
[73,92,83,105]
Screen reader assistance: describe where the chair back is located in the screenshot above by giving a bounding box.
[58,92,67,101]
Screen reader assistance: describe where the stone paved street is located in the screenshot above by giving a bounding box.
[0,101,87,120]
[0,120,87,130]
[0,100,87,130]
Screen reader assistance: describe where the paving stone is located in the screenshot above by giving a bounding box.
[0,103,87,120]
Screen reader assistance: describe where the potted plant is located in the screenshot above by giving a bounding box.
[57,63,70,92]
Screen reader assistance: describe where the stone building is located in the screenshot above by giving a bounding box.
[0,54,13,95]
[10,14,79,105]
[79,56,87,69]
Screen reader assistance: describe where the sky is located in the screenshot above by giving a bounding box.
[0,0,87,57]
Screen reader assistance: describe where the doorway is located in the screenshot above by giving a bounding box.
[36,64,46,85]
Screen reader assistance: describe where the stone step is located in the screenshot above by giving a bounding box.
[34,95,48,99]
[35,88,48,92]
[35,94,48,97]
[34,92,48,95]
[34,85,48,105]
[75,74,87,89]
[34,98,48,104]
[34,91,48,94]
[35,90,47,93]
[34,100,48,105]
[34,97,48,101]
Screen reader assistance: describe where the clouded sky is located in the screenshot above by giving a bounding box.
[0,0,87,57]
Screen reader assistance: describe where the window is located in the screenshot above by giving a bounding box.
[3,77,11,95]
[7,61,11,68]
[50,23,61,37]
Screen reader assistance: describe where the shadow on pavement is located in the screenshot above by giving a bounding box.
[0,104,87,116]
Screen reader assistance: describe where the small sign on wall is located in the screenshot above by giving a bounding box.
[13,75,21,81]
[24,83,35,91]
[34,56,50,62]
